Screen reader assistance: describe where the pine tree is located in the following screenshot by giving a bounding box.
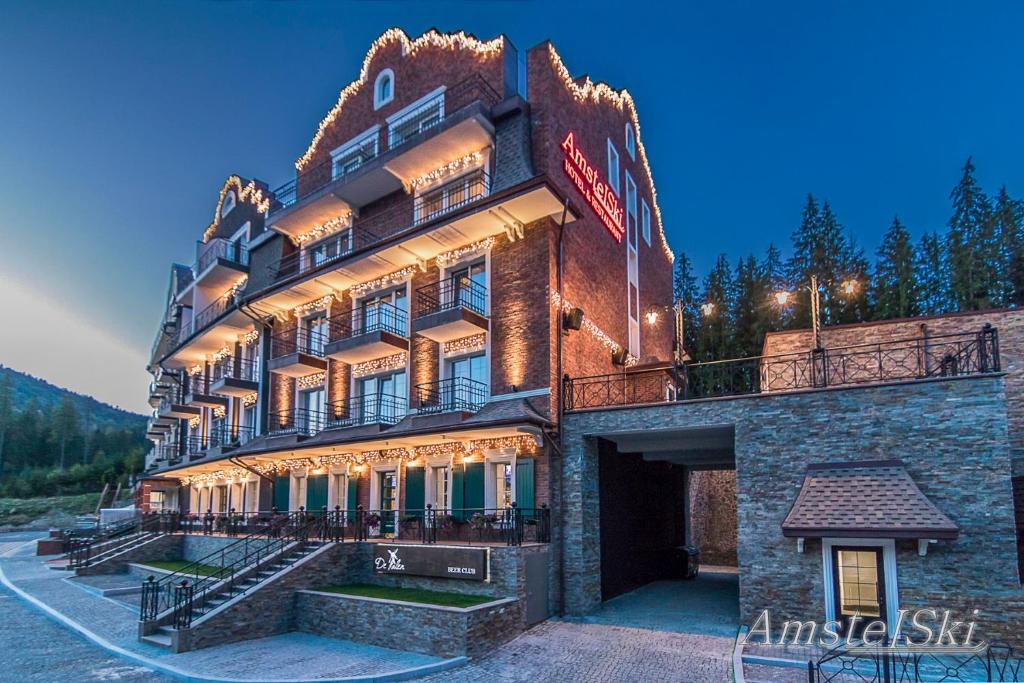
[994,187,1024,305]
[873,216,918,319]
[673,251,701,353]
[786,194,822,329]
[761,243,789,331]
[697,254,735,362]
[917,231,949,315]
[732,255,770,358]
[836,228,871,324]
[51,396,80,470]
[947,157,993,310]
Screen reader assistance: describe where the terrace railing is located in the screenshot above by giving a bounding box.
[185,425,254,459]
[329,302,408,341]
[267,407,327,436]
[415,376,488,414]
[563,326,1001,411]
[327,394,407,429]
[270,328,328,359]
[415,277,488,318]
[210,355,259,384]
[196,237,248,273]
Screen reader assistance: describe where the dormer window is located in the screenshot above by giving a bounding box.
[221,190,236,217]
[374,69,395,110]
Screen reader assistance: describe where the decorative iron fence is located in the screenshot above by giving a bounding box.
[415,376,488,414]
[564,326,1001,411]
[210,355,259,383]
[809,641,1023,682]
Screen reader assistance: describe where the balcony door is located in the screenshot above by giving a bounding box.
[303,314,329,355]
[299,388,325,435]
[358,371,406,424]
[379,470,397,534]
[361,287,407,334]
[447,354,487,410]
[448,260,486,313]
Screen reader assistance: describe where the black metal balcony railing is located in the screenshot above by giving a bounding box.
[563,326,1002,411]
[269,74,501,211]
[270,328,328,359]
[196,237,249,274]
[186,425,255,459]
[184,372,209,397]
[150,443,180,464]
[177,290,240,346]
[327,394,407,429]
[328,302,408,341]
[415,277,487,318]
[416,376,488,414]
[267,408,327,437]
[211,355,260,383]
[413,170,489,226]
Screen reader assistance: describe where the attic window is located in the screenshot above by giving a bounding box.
[221,190,236,217]
[374,69,395,110]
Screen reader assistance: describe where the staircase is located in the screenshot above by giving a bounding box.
[139,512,324,651]
[67,514,164,571]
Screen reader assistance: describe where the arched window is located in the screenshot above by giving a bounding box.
[624,123,636,161]
[374,69,395,110]
[221,190,236,217]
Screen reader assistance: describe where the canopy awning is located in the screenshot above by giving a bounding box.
[782,459,959,540]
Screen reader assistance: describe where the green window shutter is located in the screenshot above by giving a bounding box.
[452,466,465,520]
[515,458,535,511]
[405,467,425,514]
[273,474,290,511]
[307,474,328,511]
[464,462,485,513]
[347,477,358,515]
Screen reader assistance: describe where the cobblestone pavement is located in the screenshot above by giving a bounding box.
[411,619,735,683]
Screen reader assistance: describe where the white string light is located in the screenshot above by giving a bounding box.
[203,176,272,243]
[350,266,417,296]
[551,291,638,366]
[352,352,407,378]
[297,372,326,389]
[435,237,495,268]
[443,334,487,356]
[292,213,353,246]
[407,150,486,192]
[293,295,334,317]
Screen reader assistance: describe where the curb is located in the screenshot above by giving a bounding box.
[0,542,466,683]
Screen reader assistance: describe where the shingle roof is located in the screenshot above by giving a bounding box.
[782,460,959,539]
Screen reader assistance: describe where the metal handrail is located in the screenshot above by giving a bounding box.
[327,394,407,428]
[563,326,1002,411]
[415,376,488,414]
[139,510,320,626]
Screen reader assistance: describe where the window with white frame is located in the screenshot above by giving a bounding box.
[432,465,450,510]
[625,123,636,160]
[641,198,651,246]
[374,69,395,110]
[387,88,444,148]
[607,139,620,196]
[221,190,236,217]
[331,473,346,508]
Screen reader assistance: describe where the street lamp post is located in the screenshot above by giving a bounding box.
[644,299,686,364]
[775,274,860,349]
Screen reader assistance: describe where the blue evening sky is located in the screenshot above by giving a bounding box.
[1,1,1022,412]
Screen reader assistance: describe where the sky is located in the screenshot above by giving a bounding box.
[1,1,1023,414]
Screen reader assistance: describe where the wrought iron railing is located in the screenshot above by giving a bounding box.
[270,328,328,359]
[185,425,254,459]
[809,640,1023,682]
[267,407,327,436]
[66,513,163,568]
[329,302,408,341]
[327,394,407,429]
[415,277,488,318]
[563,326,1002,411]
[416,376,488,414]
[177,290,240,346]
[196,237,248,274]
[139,510,319,627]
[413,170,490,226]
[269,74,500,211]
[350,505,550,546]
[211,355,259,384]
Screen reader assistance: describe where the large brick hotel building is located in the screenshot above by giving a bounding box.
[138,28,1024,660]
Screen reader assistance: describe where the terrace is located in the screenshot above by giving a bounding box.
[563,326,1001,411]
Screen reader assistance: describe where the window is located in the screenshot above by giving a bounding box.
[149,491,166,510]
[216,484,228,513]
[447,353,488,408]
[496,463,513,508]
[607,139,620,196]
[641,198,651,246]
[625,123,636,160]
[242,405,257,438]
[373,69,395,110]
[305,230,351,270]
[295,474,308,509]
[433,465,450,510]
[331,130,379,180]
[221,190,236,217]
[625,172,638,249]
[417,170,487,224]
[388,89,444,148]
[332,473,346,508]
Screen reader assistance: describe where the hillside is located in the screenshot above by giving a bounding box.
[0,365,146,431]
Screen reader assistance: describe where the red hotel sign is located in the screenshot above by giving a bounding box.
[561,131,625,242]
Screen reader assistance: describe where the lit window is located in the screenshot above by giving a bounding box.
[641,198,651,246]
[625,123,636,160]
[221,190,236,217]
[607,140,620,196]
[374,69,395,110]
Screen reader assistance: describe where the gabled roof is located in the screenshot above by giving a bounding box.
[782,460,959,540]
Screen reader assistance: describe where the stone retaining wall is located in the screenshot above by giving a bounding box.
[76,534,183,575]
[295,590,520,658]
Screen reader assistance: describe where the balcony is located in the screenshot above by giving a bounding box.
[268,75,500,237]
[268,329,328,377]
[186,425,255,461]
[327,394,407,430]
[157,393,200,420]
[415,377,488,415]
[563,326,1003,411]
[412,277,488,343]
[267,407,327,437]
[167,289,252,364]
[193,237,248,290]
[183,374,228,409]
[149,443,182,468]
[210,356,260,397]
[325,303,409,364]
